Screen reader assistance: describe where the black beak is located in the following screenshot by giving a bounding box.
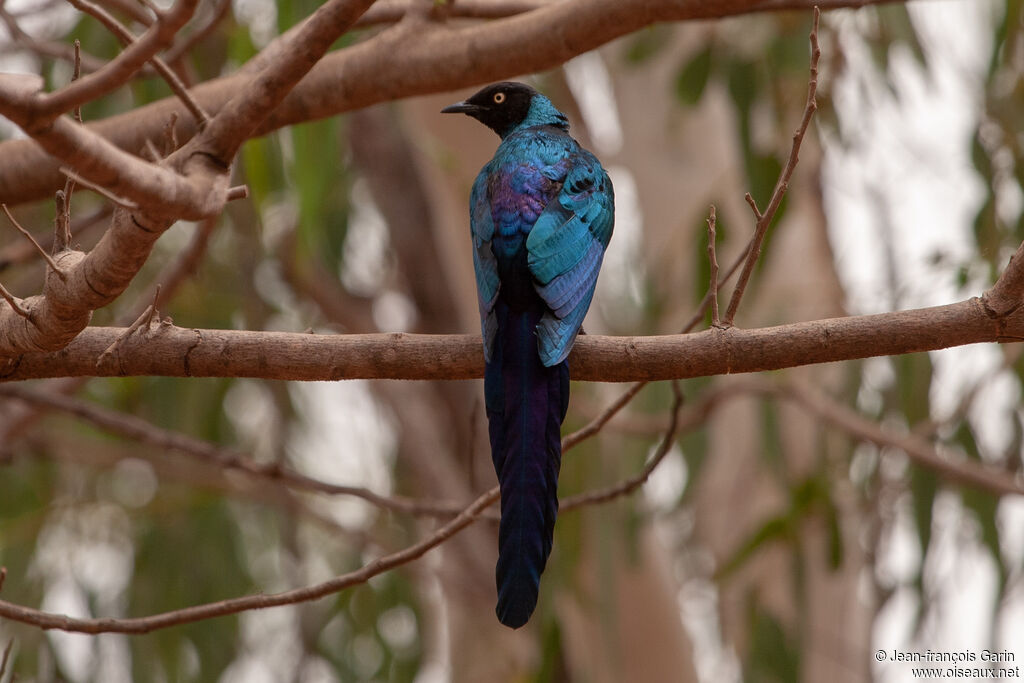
[441,101,479,115]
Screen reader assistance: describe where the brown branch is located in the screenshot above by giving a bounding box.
[562,381,649,451]
[66,0,209,128]
[0,485,499,633]
[71,39,85,123]
[2,293,1021,381]
[164,0,232,65]
[1,369,1013,636]
[722,6,820,326]
[0,215,218,441]
[1,203,65,278]
[0,364,700,636]
[983,238,1024,319]
[0,638,11,681]
[0,4,108,71]
[778,380,1024,497]
[354,0,543,25]
[561,381,684,510]
[0,1,378,362]
[196,0,379,165]
[0,0,904,208]
[34,0,199,121]
[706,204,721,327]
[0,383,475,519]
[0,282,31,320]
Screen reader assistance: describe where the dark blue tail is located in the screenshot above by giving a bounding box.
[484,302,570,629]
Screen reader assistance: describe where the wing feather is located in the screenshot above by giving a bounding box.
[527,158,614,367]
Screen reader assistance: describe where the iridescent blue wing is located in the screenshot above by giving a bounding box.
[470,170,501,362]
[526,155,614,366]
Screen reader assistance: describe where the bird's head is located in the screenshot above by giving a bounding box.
[441,82,568,139]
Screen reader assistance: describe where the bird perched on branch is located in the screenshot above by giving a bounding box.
[442,82,614,628]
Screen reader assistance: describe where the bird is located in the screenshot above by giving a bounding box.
[442,82,614,628]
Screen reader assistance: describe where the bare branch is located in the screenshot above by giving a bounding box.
[0,0,898,208]
[1,204,65,278]
[164,0,232,65]
[779,380,1024,497]
[58,168,138,209]
[722,6,820,326]
[0,383,476,519]
[983,238,1024,318]
[0,638,11,681]
[197,0,378,165]
[32,0,199,121]
[96,284,160,367]
[562,381,649,451]
[66,0,209,128]
[0,485,499,633]
[2,293,1022,380]
[355,0,542,25]
[72,39,83,124]
[562,381,684,510]
[706,204,720,327]
[0,282,31,320]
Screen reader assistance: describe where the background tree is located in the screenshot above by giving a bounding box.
[0,1,1021,682]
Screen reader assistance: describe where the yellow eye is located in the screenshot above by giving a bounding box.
[493,92,506,104]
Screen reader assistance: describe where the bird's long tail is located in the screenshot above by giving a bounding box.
[485,304,569,629]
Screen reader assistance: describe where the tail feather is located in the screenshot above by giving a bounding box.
[485,303,569,629]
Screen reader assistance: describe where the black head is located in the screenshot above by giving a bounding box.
[441,82,566,138]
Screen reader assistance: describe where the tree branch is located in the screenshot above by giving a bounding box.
[0,486,500,633]
[1,294,1021,381]
[0,0,901,208]
[15,0,199,123]
[777,380,1024,497]
[722,5,819,325]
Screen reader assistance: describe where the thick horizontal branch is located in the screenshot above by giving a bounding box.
[1,295,1021,382]
[0,0,901,207]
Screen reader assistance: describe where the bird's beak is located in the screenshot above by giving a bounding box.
[441,101,480,115]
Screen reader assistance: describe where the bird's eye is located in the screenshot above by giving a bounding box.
[493,92,506,104]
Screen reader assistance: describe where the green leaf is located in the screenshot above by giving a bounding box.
[675,45,713,105]
[746,604,801,683]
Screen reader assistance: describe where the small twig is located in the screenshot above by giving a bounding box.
[72,39,83,123]
[0,638,11,682]
[706,204,720,327]
[226,185,249,201]
[722,6,820,327]
[64,0,209,128]
[0,486,499,634]
[0,383,483,520]
[0,282,31,320]
[743,192,762,220]
[1,204,65,279]
[0,567,5,592]
[58,167,139,209]
[97,285,161,367]
[143,138,162,162]
[53,190,72,252]
[780,380,1024,498]
[561,381,684,510]
[164,0,232,65]
[562,381,648,452]
[162,111,179,155]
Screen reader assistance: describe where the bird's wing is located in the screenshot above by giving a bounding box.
[527,156,614,367]
[470,170,501,361]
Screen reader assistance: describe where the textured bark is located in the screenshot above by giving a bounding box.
[0,295,1019,381]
